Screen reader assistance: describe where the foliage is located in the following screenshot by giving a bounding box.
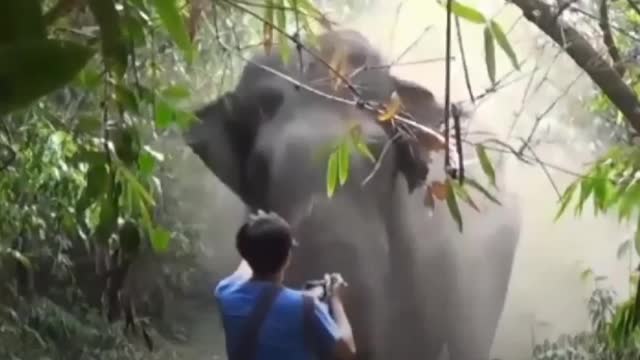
[532,285,640,359]
[545,0,640,351]
[0,0,328,357]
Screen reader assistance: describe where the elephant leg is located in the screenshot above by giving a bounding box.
[445,218,520,360]
[384,181,448,360]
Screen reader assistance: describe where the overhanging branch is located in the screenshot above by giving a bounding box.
[511,0,640,133]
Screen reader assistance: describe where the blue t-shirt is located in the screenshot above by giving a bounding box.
[215,273,341,360]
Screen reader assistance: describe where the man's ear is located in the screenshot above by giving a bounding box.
[184,86,284,202]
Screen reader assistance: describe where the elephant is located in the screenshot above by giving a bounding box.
[185,29,522,360]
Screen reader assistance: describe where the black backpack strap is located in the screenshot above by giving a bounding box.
[303,295,327,360]
[230,284,283,360]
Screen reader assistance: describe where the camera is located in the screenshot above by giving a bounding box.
[303,273,347,303]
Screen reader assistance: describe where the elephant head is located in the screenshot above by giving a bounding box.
[185,30,451,212]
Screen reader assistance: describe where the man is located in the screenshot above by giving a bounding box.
[214,210,357,360]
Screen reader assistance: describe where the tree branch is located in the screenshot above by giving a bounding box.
[511,0,640,133]
[598,0,625,77]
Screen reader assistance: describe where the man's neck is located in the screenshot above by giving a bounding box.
[251,273,283,284]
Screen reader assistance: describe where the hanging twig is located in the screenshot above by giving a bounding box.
[443,0,455,177]
[454,16,475,104]
[391,25,433,66]
[518,139,562,199]
[361,132,403,186]
[452,104,464,182]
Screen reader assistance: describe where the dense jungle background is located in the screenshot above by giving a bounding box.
[2,0,640,359]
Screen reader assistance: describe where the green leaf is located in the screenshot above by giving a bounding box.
[355,141,375,163]
[151,0,194,64]
[349,127,376,163]
[116,160,155,206]
[0,0,46,45]
[635,217,640,257]
[338,141,350,186]
[452,181,480,212]
[326,151,338,198]
[138,151,157,176]
[88,0,128,76]
[464,177,502,205]
[475,144,496,188]
[77,163,109,214]
[618,181,640,221]
[151,226,171,253]
[0,40,94,116]
[161,84,191,100]
[446,180,463,232]
[575,178,594,215]
[441,0,487,24]
[155,98,175,129]
[483,26,496,85]
[74,66,103,90]
[489,20,519,70]
[554,182,577,221]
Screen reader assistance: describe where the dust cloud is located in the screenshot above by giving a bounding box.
[339,0,635,358]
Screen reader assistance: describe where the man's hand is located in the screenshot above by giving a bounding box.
[326,273,348,300]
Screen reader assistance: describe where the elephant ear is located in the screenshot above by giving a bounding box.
[184,86,284,203]
[391,76,445,131]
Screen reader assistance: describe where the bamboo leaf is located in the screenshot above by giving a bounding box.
[483,26,496,85]
[437,0,486,24]
[475,144,496,188]
[326,151,338,198]
[351,132,376,163]
[151,0,194,63]
[464,177,502,205]
[635,217,640,257]
[338,141,350,186]
[115,159,155,206]
[453,181,480,212]
[575,179,594,215]
[554,182,577,221]
[489,20,519,70]
[446,179,464,232]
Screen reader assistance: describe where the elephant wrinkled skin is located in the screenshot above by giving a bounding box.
[185,29,522,360]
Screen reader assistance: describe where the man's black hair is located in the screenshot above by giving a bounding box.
[236,210,295,276]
